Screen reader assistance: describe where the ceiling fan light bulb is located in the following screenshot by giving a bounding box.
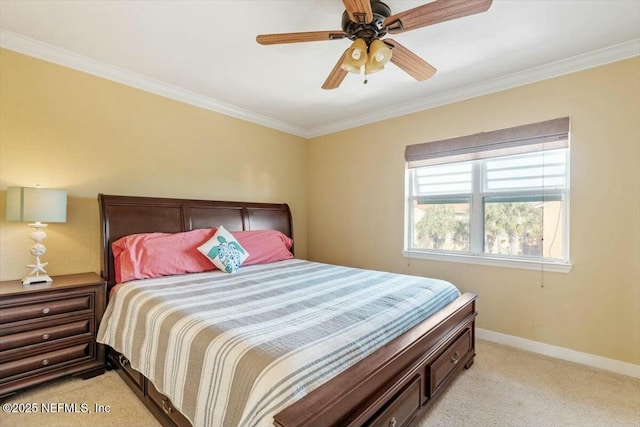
[341,54,363,73]
[369,39,392,66]
[342,38,368,74]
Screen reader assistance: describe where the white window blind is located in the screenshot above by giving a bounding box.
[484,150,568,191]
[414,163,472,195]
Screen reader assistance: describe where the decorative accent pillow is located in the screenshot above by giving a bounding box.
[112,228,216,283]
[232,230,294,265]
[198,225,249,273]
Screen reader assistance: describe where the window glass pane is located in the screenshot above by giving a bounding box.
[484,197,564,259]
[412,199,470,251]
[485,149,567,192]
[414,162,472,195]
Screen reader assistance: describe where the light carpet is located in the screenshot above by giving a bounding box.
[2,340,638,427]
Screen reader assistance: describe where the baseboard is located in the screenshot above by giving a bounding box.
[476,328,640,379]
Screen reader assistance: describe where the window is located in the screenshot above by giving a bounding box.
[404,118,570,272]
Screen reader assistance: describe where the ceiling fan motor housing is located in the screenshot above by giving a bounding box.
[341,0,392,44]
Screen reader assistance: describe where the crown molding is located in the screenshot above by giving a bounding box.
[0,29,310,138]
[306,38,640,138]
[1,29,638,140]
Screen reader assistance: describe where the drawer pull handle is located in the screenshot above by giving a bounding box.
[450,350,461,364]
[389,416,397,427]
[41,359,50,366]
[161,397,175,415]
[118,354,129,367]
[41,333,50,340]
[42,307,51,315]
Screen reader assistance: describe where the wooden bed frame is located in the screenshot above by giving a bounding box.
[98,193,477,427]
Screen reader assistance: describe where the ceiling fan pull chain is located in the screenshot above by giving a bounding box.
[364,73,368,85]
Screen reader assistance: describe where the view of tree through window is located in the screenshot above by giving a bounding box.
[413,202,469,251]
[484,201,542,256]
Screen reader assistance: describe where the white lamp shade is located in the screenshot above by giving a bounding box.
[6,187,67,223]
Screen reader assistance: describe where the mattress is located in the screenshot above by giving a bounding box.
[97,259,460,427]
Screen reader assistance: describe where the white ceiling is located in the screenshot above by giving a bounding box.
[1,1,639,138]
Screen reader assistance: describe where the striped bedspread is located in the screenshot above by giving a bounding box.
[97,259,460,427]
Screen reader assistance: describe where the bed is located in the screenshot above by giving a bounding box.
[96,194,477,427]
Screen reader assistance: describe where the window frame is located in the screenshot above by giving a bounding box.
[404,149,571,273]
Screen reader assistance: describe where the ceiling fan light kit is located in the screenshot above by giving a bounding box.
[341,38,368,73]
[366,39,392,73]
[341,37,392,76]
[256,0,493,89]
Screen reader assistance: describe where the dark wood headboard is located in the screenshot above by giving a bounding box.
[98,194,293,292]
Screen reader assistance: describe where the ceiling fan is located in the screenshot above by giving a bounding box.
[256,0,493,89]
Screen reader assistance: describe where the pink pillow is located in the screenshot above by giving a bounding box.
[112,228,216,283]
[232,230,293,265]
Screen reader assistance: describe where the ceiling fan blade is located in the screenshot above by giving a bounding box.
[383,0,492,34]
[256,31,348,45]
[343,0,374,24]
[385,39,437,81]
[322,50,349,90]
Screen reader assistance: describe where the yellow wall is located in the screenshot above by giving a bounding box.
[0,49,308,280]
[1,47,639,366]
[307,58,640,365]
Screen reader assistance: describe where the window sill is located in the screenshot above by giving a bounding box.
[402,250,572,273]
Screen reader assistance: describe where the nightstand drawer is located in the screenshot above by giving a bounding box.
[0,295,92,324]
[0,318,93,353]
[0,341,92,380]
[0,273,106,397]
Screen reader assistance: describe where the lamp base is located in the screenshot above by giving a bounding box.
[24,236,52,286]
[22,274,53,285]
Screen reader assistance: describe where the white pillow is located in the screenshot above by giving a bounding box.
[197,225,249,273]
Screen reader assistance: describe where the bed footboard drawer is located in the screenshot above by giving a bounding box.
[365,375,421,427]
[110,350,144,390]
[429,328,471,394]
[148,381,191,427]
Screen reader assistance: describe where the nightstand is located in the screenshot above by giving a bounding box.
[0,272,106,398]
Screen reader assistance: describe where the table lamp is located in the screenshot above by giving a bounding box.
[6,187,67,285]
